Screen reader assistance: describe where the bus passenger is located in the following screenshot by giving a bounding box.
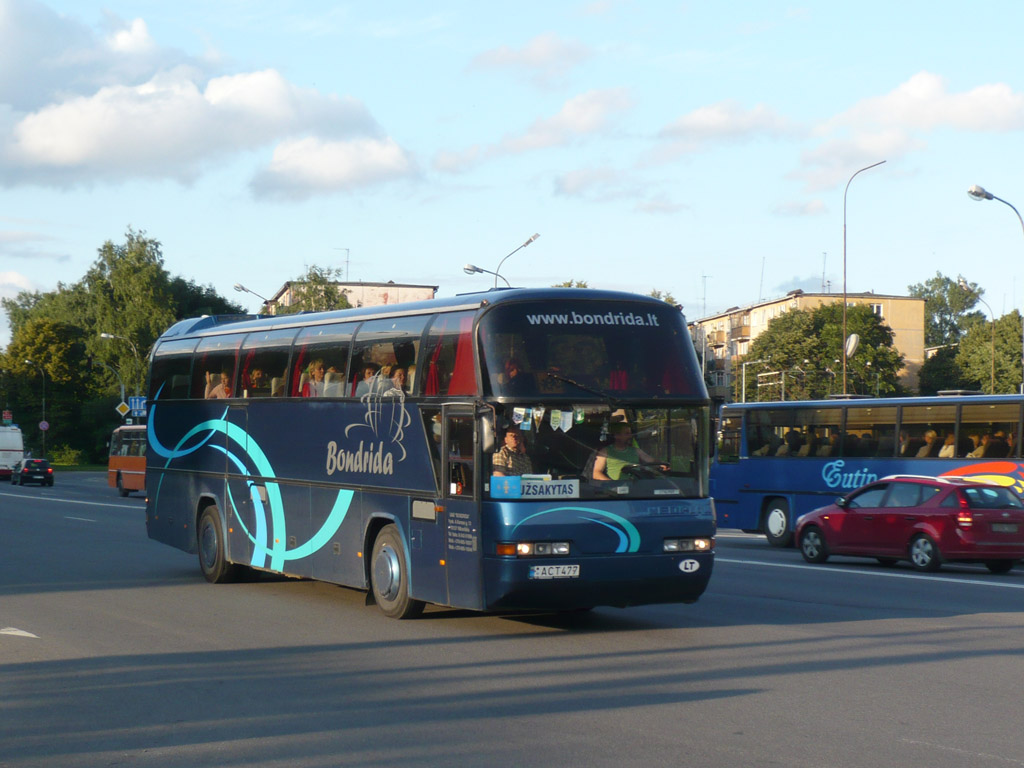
[492,425,532,477]
[302,359,326,397]
[205,369,232,399]
[355,364,381,397]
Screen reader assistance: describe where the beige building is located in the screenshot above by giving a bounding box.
[265,280,438,313]
[689,290,926,399]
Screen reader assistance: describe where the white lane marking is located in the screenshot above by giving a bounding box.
[716,557,1024,590]
[901,738,1024,765]
[0,491,140,510]
[65,516,96,523]
[1,627,39,638]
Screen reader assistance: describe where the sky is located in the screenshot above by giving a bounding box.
[3,0,1024,350]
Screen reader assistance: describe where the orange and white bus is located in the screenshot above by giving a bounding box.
[108,424,146,496]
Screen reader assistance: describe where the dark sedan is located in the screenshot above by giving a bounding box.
[796,474,1024,574]
[11,458,54,486]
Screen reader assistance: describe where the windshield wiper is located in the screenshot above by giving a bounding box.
[545,372,621,404]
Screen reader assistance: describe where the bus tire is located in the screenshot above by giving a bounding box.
[370,525,424,620]
[908,534,941,572]
[799,525,828,564]
[763,499,793,548]
[116,473,129,497]
[197,506,240,584]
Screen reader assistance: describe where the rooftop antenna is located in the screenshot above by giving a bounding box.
[821,252,827,292]
[758,256,765,302]
[334,248,350,281]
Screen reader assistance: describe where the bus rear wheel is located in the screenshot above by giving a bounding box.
[763,499,793,548]
[370,525,424,619]
[116,473,129,497]
[198,506,240,584]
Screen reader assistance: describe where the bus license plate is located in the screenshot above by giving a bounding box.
[992,523,1018,533]
[529,564,580,580]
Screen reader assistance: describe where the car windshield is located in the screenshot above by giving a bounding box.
[963,486,1024,509]
[486,403,708,500]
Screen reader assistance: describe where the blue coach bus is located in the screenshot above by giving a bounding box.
[145,288,716,618]
[711,393,1024,546]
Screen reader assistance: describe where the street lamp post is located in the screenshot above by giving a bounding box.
[234,283,270,312]
[23,359,46,457]
[967,185,1024,392]
[99,332,142,395]
[464,233,540,288]
[957,277,996,394]
[842,160,886,394]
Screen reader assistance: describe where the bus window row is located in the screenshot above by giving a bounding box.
[149,311,478,401]
[736,402,1023,460]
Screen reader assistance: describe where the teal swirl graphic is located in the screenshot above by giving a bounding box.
[149,399,353,571]
[511,506,641,553]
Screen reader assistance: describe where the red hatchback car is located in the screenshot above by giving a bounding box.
[796,475,1024,574]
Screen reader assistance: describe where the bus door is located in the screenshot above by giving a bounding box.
[224,405,256,568]
[441,405,484,610]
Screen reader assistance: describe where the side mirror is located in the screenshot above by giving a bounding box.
[835,496,848,508]
[480,412,495,454]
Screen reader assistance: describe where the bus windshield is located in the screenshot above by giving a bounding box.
[488,403,707,500]
[479,301,704,399]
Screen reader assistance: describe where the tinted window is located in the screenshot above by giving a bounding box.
[239,328,298,398]
[192,334,245,399]
[884,482,923,508]
[962,486,1024,509]
[479,301,703,399]
[350,316,426,398]
[291,323,354,398]
[848,485,888,508]
[422,312,477,396]
[149,339,197,400]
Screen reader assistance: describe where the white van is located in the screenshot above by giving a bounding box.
[0,425,25,479]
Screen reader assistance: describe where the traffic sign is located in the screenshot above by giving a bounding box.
[116,401,130,417]
[39,420,49,432]
[2,410,11,425]
[129,396,147,417]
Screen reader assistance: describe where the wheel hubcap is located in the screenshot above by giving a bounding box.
[373,544,401,601]
[767,509,786,537]
[200,523,217,570]
[803,533,820,558]
[911,538,932,566]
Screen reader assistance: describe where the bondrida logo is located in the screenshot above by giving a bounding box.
[327,378,411,477]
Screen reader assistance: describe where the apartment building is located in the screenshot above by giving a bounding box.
[264,280,438,313]
[689,290,926,400]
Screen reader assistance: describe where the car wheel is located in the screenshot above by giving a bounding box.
[985,560,1016,575]
[875,558,898,567]
[799,526,829,564]
[763,499,793,548]
[908,534,942,572]
[116,473,129,497]
[370,524,424,619]
[47,479,53,486]
[197,506,240,584]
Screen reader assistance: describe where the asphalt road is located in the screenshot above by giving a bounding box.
[2,472,1023,768]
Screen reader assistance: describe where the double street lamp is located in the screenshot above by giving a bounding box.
[99,332,142,395]
[464,233,540,288]
[967,185,1024,393]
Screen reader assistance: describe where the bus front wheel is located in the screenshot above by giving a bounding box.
[370,525,424,620]
[763,500,793,548]
[198,506,240,584]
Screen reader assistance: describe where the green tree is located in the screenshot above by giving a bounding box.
[552,280,589,288]
[907,271,982,347]
[739,303,903,401]
[275,265,352,315]
[648,289,678,305]
[917,346,970,396]
[955,310,1023,394]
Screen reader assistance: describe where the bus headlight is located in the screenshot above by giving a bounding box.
[663,537,714,553]
[497,541,571,556]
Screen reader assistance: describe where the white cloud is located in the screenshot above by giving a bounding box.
[657,100,797,157]
[1,68,384,187]
[434,88,633,174]
[471,33,592,87]
[250,137,416,200]
[829,71,1024,133]
[107,17,155,54]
